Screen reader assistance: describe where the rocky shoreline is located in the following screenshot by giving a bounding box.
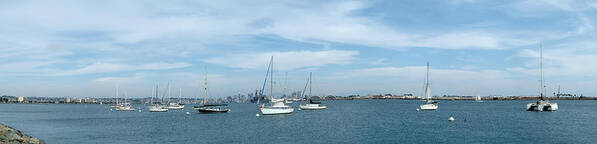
[0,123,42,144]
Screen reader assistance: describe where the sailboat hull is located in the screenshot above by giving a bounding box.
[260,107,294,115]
[166,105,184,110]
[299,104,326,110]
[419,103,438,110]
[197,108,230,113]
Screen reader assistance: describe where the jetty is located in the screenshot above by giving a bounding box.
[0,123,42,144]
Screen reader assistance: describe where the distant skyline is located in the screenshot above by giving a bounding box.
[1,0,596,98]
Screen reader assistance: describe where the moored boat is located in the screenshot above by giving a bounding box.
[419,62,438,110]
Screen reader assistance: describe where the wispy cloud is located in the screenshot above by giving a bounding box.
[204,50,358,70]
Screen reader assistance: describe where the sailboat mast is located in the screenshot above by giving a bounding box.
[204,70,208,105]
[284,72,287,97]
[425,62,431,100]
[116,84,119,104]
[540,42,545,100]
[309,72,312,98]
[270,56,273,100]
[179,88,182,103]
[151,84,155,104]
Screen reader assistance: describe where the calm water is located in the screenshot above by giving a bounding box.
[1,100,596,144]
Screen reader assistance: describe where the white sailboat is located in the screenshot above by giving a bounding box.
[299,72,326,110]
[259,56,294,115]
[116,91,136,111]
[526,43,558,112]
[475,96,483,102]
[148,84,168,112]
[419,62,438,110]
[110,85,123,108]
[167,86,184,110]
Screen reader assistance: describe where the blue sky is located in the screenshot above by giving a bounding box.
[1,0,596,98]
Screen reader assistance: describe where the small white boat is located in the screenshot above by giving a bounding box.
[526,43,558,112]
[299,72,326,110]
[260,100,294,115]
[475,96,483,102]
[148,104,168,112]
[116,103,136,111]
[257,56,293,115]
[420,101,438,110]
[166,102,184,110]
[148,84,168,112]
[419,62,438,110]
[299,103,326,110]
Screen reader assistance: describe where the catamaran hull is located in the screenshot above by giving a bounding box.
[420,104,438,110]
[527,102,558,112]
[260,108,294,115]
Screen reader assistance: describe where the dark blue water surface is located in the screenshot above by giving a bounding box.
[1,100,596,144]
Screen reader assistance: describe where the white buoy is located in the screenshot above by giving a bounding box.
[256,114,260,117]
[416,109,420,112]
[138,110,142,112]
[186,112,190,115]
[448,116,455,122]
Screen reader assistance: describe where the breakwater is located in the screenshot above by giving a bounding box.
[0,123,42,144]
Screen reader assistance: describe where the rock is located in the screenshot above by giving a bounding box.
[0,123,42,144]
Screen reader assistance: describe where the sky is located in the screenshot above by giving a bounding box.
[1,0,597,98]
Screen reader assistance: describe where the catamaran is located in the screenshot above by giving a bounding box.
[526,43,558,112]
[148,84,168,112]
[195,69,230,113]
[259,56,294,115]
[419,62,438,110]
[299,72,326,110]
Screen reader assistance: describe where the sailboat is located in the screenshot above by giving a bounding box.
[475,96,483,102]
[283,72,293,104]
[195,69,230,113]
[419,62,438,110]
[526,43,558,112]
[259,56,294,115]
[166,87,184,110]
[299,72,326,110]
[148,84,168,112]
[110,85,123,108]
[116,91,136,111]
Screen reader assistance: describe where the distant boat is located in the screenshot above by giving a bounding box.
[167,88,184,110]
[116,92,136,111]
[299,72,326,110]
[526,43,558,112]
[148,84,168,112]
[475,96,483,102]
[419,62,438,110]
[195,69,230,113]
[110,85,123,108]
[259,56,294,115]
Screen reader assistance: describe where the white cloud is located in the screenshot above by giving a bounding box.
[204,50,358,70]
[65,62,191,75]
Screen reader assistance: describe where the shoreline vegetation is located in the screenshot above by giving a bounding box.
[0,123,42,144]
